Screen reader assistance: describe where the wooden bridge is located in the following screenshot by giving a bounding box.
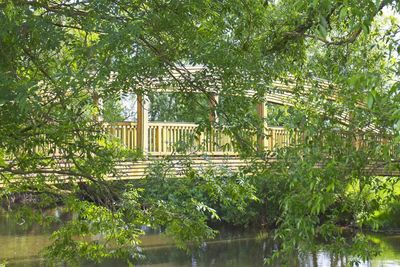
[55,73,400,180]
[2,70,399,187]
[101,81,300,180]
[102,70,398,179]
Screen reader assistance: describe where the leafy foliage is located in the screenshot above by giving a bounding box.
[142,158,258,248]
[1,0,400,265]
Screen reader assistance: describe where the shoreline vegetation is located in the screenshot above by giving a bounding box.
[3,181,400,235]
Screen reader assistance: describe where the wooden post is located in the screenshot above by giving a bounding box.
[137,93,149,154]
[256,101,266,151]
[208,92,219,124]
[208,93,219,153]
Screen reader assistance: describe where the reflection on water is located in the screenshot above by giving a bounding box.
[1,212,400,267]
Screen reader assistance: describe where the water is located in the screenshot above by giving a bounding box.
[1,212,400,267]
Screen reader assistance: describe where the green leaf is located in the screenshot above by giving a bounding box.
[367,93,374,109]
[318,24,327,39]
[339,8,347,20]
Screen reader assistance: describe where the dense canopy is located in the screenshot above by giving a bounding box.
[1,0,400,265]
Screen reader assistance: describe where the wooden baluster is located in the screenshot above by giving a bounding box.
[171,127,174,151]
[151,126,155,152]
[266,129,270,151]
[148,126,151,152]
[131,123,135,149]
[170,126,173,152]
[168,126,171,152]
[208,129,212,153]
[278,130,282,148]
[283,130,286,147]
[153,126,156,152]
[165,125,168,154]
[158,125,162,154]
[213,129,216,152]
[256,101,266,151]
[201,130,206,152]
[133,124,137,150]
[182,127,186,151]
[217,129,219,152]
[156,125,161,153]
[164,126,168,152]
[177,126,182,150]
[171,126,174,152]
[161,125,165,154]
[126,124,131,149]
[177,127,180,151]
[187,127,191,152]
[160,125,163,154]
[137,94,149,154]
[122,124,127,148]
[175,126,181,151]
[128,124,131,148]
[178,128,181,150]
[208,129,211,153]
[272,129,276,150]
[147,125,150,152]
[212,129,215,152]
[277,130,280,148]
[210,129,214,152]
[133,124,137,148]
[176,127,179,151]
[185,127,187,149]
[152,127,155,151]
[275,130,279,148]
[197,128,202,152]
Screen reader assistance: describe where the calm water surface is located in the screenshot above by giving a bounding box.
[1,212,400,267]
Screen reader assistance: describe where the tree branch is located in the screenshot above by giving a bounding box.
[284,0,388,46]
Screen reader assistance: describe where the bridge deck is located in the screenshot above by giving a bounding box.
[2,156,398,189]
[112,157,400,180]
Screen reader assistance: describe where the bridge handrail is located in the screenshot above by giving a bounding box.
[106,121,292,155]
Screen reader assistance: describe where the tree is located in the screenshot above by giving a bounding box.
[0,0,399,265]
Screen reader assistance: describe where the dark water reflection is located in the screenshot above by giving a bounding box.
[1,213,400,267]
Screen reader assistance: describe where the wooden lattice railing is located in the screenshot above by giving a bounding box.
[107,122,294,155]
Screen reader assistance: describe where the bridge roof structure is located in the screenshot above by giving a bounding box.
[129,66,374,130]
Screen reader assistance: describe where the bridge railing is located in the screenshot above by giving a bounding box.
[147,122,198,154]
[265,127,293,149]
[30,122,397,158]
[107,122,292,155]
[107,122,138,150]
